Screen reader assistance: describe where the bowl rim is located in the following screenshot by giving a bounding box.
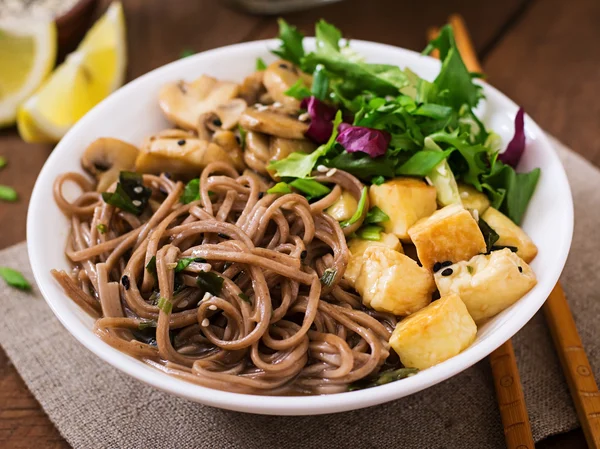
[27,38,574,415]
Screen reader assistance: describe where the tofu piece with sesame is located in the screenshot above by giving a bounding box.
[355,247,435,316]
[369,178,437,241]
[344,233,403,286]
[458,183,490,216]
[408,204,487,271]
[434,248,537,323]
[326,190,358,222]
[389,294,477,369]
[481,207,538,263]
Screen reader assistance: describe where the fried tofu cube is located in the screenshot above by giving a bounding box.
[389,294,477,369]
[481,207,538,263]
[355,247,434,316]
[369,178,437,241]
[434,248,537,323]
[458,183,490,216]
[408,204,487,270]
[326,190,358,222]
[344,233,403,286]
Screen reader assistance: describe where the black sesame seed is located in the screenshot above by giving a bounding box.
[218,233,229,239]
[235,135,241,145]
[177,139,186,146]
[213,118,222,127]
[441,268,453,277]
[518,266,523,273]
[300,250,307,259]
[194,258,207,263]
[441,261,453,268]
[121,275,130,290]
[258,192,265,199]
[433,262,442,272]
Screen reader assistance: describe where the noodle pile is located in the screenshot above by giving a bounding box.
[52,161,399,395]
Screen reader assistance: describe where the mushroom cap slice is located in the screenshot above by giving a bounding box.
[243,131,270,176]
[267,137,316,180]
[239,71,266,105]
[135,134,243,175]
[159,75,239,130]
[239,107,308,140]
[263,60,311,109]
[215,99,247,130]
[81,137,139,192]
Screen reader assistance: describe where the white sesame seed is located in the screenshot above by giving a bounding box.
[316,165,328,173]
[166,262,177,269]
[208,305,218,311]
[202,292,212,302]
[134,186,143,194]
[424,176,433,186]
[460,191,469,199]
[272,101,283,108]
[326,168,337,177]
[132,200,142,207]
[201,318,210,327]
[255,104,269,112]
[298,112,310,122]
[201,264,212,273]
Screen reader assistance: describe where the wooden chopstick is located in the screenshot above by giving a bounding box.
[543,284,600,448]
[428,21,535,449]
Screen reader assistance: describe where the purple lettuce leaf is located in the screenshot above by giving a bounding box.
[300,96,337,144]
[335,123,391,158]
[499,107,526,168]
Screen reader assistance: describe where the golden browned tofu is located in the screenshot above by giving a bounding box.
[389,294,477,369]
[355,247,434,316]
[458,183,490,216]
[435,248,537,323]
[326,191,358,222]
[344,233,403,286]
[369,178,437,241]
[408,204,487,270]
[481,207,538,263]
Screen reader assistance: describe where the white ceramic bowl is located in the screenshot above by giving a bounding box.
[27,38,573,415]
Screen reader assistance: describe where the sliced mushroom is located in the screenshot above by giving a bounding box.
[239,106,308,140]
[242,169,271,191]
[267,137,316,180]
[135,134,242,175]
[215,98,247,129]
[263,60,311,109]
[159,75,239,130]
[239,71,266,105]
[243,131,270,176]
[81,137,139,192]
[212,130,245,171]
[197,112,223,141]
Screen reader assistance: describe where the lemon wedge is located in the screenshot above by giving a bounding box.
[18,2,127,143]
[0,20,56,127]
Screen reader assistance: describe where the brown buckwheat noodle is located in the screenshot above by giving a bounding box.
[52,161,399,395]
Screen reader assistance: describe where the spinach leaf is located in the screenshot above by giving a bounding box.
[478,218,500,253]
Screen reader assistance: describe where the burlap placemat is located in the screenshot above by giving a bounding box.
[0,136,597,449]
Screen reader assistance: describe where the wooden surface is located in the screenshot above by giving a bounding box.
[0,0,598,447]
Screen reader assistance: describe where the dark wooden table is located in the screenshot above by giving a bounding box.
[0,0,597,447]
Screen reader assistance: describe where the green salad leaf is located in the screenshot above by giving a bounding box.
[272,19,305,66]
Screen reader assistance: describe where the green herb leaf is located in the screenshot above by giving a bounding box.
[324,151,396,181]
[478,218,500,253]
[269,110,343,179]
[157,297,173,314]
[467,265,474,274]
[0,156,6,169]
[256,57,267,71]
[311,64,329,100]
[0,185,17,202]
[238,292,251,304]
[396,149,453,176]
[267,182,293,195]
[320,268,337,287]
[179,49,195,59]
[371,175,386,186]
[290,178,331,199]
[238,125,247,150]
[102,172,151,215]
[0,267,31,290]
[96,224,107,234]
[196,272,224,296]
[175,258,197,272]
[138,320,157,330]
[340,186,367,228]
[146,256,157,276]
[271,18,305,66]
[284,79,311,100]
[180,178,200,204]
[355,225,384,241]
[365,206,389,224]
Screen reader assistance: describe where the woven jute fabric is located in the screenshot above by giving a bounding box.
[0,137,597,449]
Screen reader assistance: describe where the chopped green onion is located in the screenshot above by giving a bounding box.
[467,265,474,274]
[255,57,267,71]
[284,79,312,100]
[371,175,386,186]
[96,224,107,234]
[180,178,200,204]
[0,156,6,169]
[340,186,367,228]
[138,320,157,330]
[0,185,17,202]
[179,49,194,58]
[196,272,224,296]
[289,178,331,199]
[365,206,389,224]
[311,64,329,100]
[146,256,157,276]
[157,297,173,314]
[267,182,293,195]
[355,225,384,241]
[348,367,419,391]
[238,125,247,150]
[238,292,251,304]
[175,257,197,272]
[0,267,31,290]
[320,268,337,287]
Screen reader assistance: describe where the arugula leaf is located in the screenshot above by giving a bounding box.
[0,267,31,290]
[269,110,343,179]
[355,225,384,241]
[196,272,224,296]
[267,182,293,194]
[311,64,329,100]
[340,186,367,227]
[272,19,305,66]
[180,178,200,204]
[284,79,312,100]
[365,206,389,224]
[255,57,267,71]
[396,149,453,176]
[478,218,500,253]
